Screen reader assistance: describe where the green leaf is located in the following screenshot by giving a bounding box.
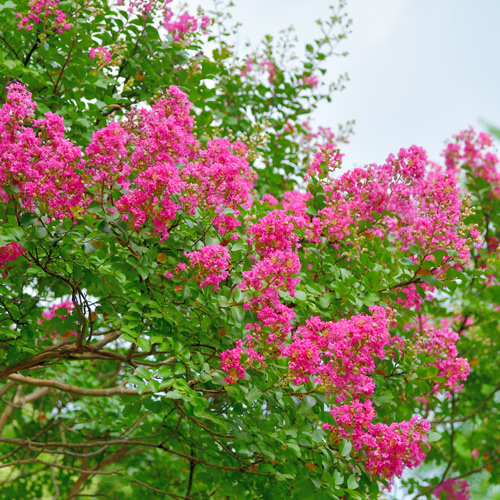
[347,474,358,490]
[165,390,183,399]
[400,257,414,266]
[427,432,441,443]
[83,241,97,253]
[340,440,352,457]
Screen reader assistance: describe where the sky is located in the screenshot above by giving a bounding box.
[187,0,500,170]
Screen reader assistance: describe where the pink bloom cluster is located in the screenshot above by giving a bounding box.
[0,84,86,219]
[247,209,305,255]
[239,250,301,299]
[16,0,70,33]
[278,120,349,174]
[41,299,74,321]
[0,83,254,239]
[40,300,77,342]
[182,139,255,235]
[184,244,230,290]
[306,141,343,179]
[304,145,474,304]
[220,247,302,382]
[414,318,470,394]
[162,0,210,42]
[433,478,471,500]
[100,87,254,240]
[239,58,278,85]
[220,339,246,384]
[325,399,430,480]
[89,47,112,65]
[443,128,500,196]
[301,74,319,88]
[282,306,394,400]
[85,121,131,193]
[0,242,24,268]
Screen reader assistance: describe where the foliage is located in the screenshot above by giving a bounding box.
[0,1,498,499]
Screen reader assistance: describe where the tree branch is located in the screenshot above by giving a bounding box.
[432,381,500,424]
[8,374,142,397]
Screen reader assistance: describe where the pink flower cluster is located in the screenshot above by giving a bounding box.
[182,139,255,235]
[0,242,24,268]
[0,84,86,219]
[306,141,343,179]
[247,209,305,255]
[91,87,254,240]
[41,299,74,321]
[16,0,70,34]
[282,306,394,400]
[184,244,230,290]
[220,339,246,384]
[163,0,210,42]
[433,478,471,500]
[325,399,430,480]
[305,145,474,295]
[220,247,302,382]
[85,121,131,193]
[443,128,500,196]
[414,318,470,394]
[301,74,319,88]
[0,83,254,239]
[239,58,278,85]
[40,300,77,342]
[89,47,112,65]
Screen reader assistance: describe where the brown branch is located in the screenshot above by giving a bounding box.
[0,381,16,398]
[0,341,133,380]
[23,32,40,66]
[66,446,135,500]
[0,35,20,60]
[0,386,50,435]
[8,374,142,397]
[0,459,120,475]
[0,437,270,475]
[129,477,190,499]
[92,331,122,348]
[432,381,500,424]
[7,372,199,397]
[0,348,66,379]
[53,20,78,94]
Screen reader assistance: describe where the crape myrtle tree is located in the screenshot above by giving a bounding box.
[0,0,498,498]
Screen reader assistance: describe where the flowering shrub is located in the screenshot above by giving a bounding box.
[0,1,498,499]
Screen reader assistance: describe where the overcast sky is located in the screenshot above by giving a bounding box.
[188,0,500,170]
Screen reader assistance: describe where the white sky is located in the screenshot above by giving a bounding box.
[188,0,500,169]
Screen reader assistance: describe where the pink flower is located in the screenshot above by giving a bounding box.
[201,16,210,30]
[301,74,319,88]
[89,46,112,64]
[185,244,231,290]
[0,242,25,268]
[433,479,470,500]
